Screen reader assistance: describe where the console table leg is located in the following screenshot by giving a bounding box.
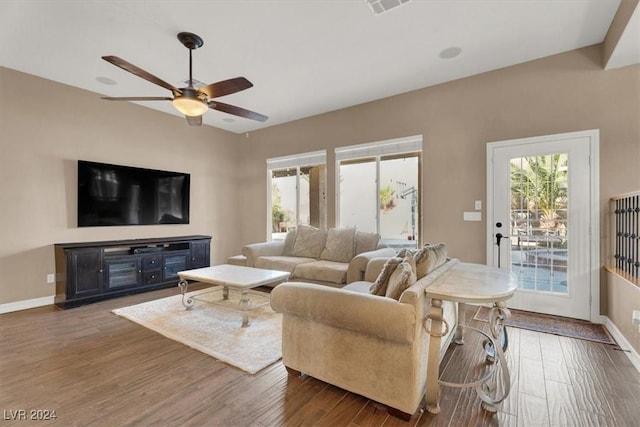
[178,280,195,310]
[453,302,466,345]
[223,286,229,300]
[477,302,511,412]
[424,298,444,414]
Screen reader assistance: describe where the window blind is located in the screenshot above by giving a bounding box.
[335,135,422,162]
[266,150,327,170]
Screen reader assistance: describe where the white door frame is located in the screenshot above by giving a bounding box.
[486,129,600,321]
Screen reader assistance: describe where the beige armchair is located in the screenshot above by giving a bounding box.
[270,258,459,419]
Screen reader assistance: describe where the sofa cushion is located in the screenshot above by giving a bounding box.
[293,260,349,284]
[385,257,417,300]
[291,225,327,259]
[370,257,402,296]
[282,228,297,256]
[415,242,447,279]
[254,255,316,273]
[320,227,356,263]
[355,231,380,255]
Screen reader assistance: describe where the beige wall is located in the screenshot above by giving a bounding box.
[239,45,640,262]
[236,44,640,345]
[1,43,639,353]
[606,271,640,354]
[0,67,241,305]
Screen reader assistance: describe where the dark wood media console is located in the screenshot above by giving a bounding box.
[54,235,211,308]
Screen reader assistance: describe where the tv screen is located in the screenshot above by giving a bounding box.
[77,161,190,227]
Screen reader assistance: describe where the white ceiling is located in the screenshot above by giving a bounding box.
[1,0,637,134]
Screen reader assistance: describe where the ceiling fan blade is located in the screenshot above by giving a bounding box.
[101,96,173,101]
[102,56,182,94]
[200,77,253,99]
[185,115,202,126]
[209,101,268,122]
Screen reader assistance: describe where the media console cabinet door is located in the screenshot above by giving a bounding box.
[105,256,142,290]
[68,248,104,298]
[163,251,190,281]
[190,240,210,269]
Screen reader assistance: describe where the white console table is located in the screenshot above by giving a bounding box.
[423,263,517,415]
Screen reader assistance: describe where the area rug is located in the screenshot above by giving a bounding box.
[112,289,282,374]
[473,306,616,345]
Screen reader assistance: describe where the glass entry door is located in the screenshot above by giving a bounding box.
[488,131,598,320]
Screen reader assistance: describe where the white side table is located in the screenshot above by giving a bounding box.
[423,263,517,415]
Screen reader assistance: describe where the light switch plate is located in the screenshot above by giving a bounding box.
[463,212,482,221]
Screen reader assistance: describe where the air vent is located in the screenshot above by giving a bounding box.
[366,0,411,15]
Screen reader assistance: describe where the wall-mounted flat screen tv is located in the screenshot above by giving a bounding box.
[77,160,190,227]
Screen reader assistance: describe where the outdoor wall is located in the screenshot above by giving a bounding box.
[0,67,241,307]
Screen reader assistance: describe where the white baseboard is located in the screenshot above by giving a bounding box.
[0,296,55,314]
[602,315,640,373]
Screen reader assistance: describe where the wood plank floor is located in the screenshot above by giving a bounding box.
[1,286,639,426]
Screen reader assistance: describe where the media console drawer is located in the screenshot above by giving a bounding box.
[54,235,211,308]
[143,270,163,285]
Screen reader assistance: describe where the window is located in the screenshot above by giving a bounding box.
[337,136,422,249]
[267,151,326,240]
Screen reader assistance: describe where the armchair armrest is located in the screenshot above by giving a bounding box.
[363,257,393,282]
[347,247,397,283]
[271,282,415,344]
[241,240,285,267]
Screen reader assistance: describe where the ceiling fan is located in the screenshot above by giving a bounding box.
[101,32,267,126]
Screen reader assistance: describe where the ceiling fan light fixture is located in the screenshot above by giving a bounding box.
[101,33,267,124]
[172,95,208,117]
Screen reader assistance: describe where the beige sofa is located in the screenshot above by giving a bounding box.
[242,226,396,287]
[270,256,459,419]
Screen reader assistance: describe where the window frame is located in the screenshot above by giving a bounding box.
[336,136,422,248]
[266,151,327,241]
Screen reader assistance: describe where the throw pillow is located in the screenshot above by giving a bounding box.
[414,242,448,279]
[369,257,402,296]
[385,256,417,300]
[397,248,416,258]
[355,231,380,255]
[282,228,297,256]
[291,225,327,259]
[430,242,448,269]
[320,227,356,263]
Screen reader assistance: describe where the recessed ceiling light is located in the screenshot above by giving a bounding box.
[223,117,235,123]
[439,46,462,59]
[96,76,117,85]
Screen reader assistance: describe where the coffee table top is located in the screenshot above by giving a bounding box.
[178,264,290,290]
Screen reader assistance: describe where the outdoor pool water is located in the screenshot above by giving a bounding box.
[511,250,568,293]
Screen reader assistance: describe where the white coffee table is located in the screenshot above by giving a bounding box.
[177,264,290,327]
